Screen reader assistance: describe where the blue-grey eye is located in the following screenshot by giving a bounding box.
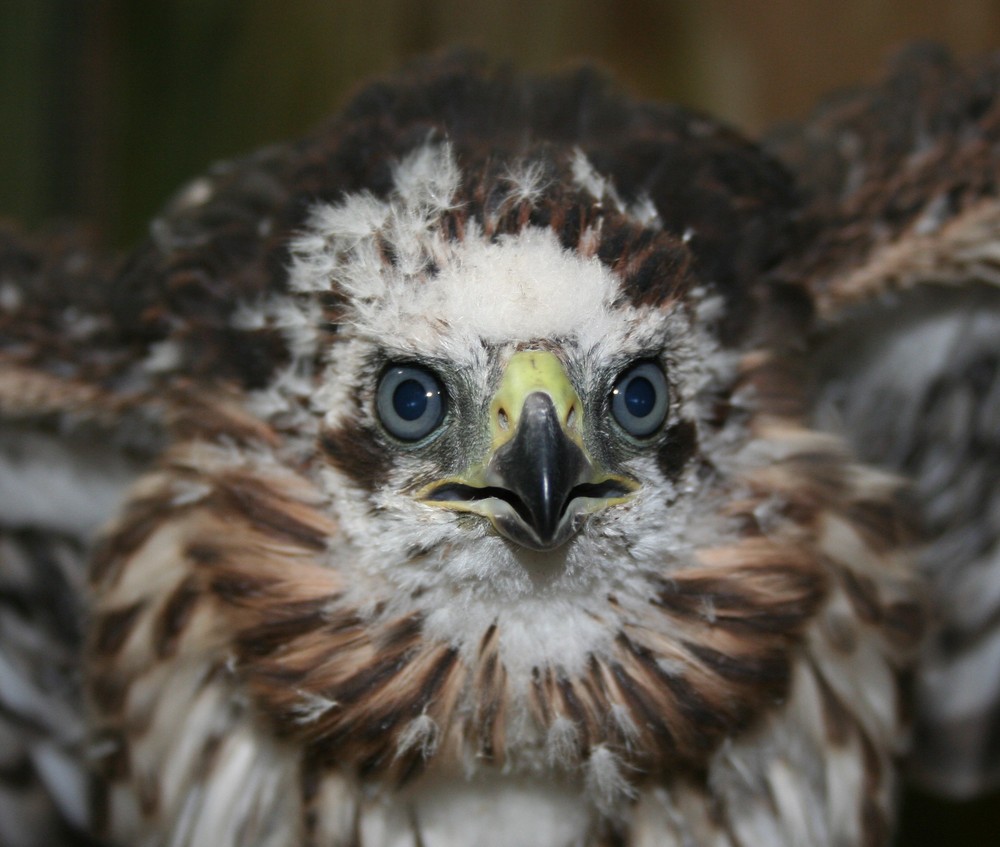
[610,361,669,438]
[376,365,446,441]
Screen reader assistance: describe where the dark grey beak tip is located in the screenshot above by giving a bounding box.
[493,512,572,551]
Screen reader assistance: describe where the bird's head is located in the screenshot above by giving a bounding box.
[263,138,791,669]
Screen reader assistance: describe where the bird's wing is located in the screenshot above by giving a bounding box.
[0,123,327,843]
[0,223,162,845]
[768,44,1000,799]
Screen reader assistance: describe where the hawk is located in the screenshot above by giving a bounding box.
[1,46,998,846]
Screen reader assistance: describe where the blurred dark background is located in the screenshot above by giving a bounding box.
[1,0,998,844]
[4,0,1000,249]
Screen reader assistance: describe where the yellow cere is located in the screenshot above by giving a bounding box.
[489,350,584,450]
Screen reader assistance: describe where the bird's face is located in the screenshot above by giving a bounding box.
[382,347,643,552]
[281,144,745,666]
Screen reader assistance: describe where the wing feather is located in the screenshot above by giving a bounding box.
[769,45,1000,798]
[0,223,156,844]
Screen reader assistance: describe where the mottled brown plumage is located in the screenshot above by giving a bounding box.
[1,47,998,847]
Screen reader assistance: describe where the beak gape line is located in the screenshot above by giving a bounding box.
[421,351,637,551]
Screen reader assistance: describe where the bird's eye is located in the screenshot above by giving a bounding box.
[376,365,447,441]
[610,361,669,438]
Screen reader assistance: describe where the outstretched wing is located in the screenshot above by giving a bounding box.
[0,223,161,845]
[769,44,1000,799]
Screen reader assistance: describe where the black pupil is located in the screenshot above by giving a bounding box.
[393,378,429,421]
[624,376,655,418]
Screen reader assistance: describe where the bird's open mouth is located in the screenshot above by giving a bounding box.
[423,477,636,551]
[424,478,635,521]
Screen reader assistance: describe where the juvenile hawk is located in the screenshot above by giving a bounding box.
[1,46,998,847]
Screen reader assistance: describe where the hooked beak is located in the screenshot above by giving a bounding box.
[418,351,637,551]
